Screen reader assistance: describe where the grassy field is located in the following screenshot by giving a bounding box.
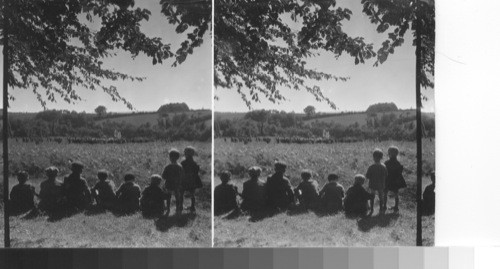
[0,141,211,247]
[214,139,435,247]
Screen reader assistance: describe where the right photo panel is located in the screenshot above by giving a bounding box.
[213,0,435,247]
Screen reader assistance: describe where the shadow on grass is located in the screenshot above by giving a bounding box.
[357,212,400,232]
[155,212,196,232]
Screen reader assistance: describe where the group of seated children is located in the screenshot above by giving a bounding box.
[9,146,203,219]
[214,146,436,217]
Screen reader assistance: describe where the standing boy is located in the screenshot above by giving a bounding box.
[365,149,388,214]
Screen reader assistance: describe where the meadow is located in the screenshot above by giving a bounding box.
[214,139,435,247]
[0,140,211,247]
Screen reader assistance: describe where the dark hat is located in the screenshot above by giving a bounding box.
[328,173,339,181]
[17,170,29,180]
[220,170,231,181]
[354,174,366,185]
[97,169,109,179]
[71,161,84,171]
[274,161,287,170]
[169,148,181,159]
[45,166,59,177]
[184,146,196,156]
[150,174,162,184]
[301,169,312,180]
[124,173,135,181]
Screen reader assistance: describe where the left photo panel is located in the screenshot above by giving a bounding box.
[0,0,212,247]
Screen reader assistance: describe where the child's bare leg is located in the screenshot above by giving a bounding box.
[383,190,389,209]
[378,190,385,211]
[189,190,196,211]
[394,190,399,210]
[369,190,375,212]
[165,192,172,214]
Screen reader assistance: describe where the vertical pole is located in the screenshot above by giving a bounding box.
[3,0,10,248]
[415,1,423,247]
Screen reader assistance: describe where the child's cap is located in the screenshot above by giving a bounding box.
[45,166,59,177]
[17,171,29,181]
[388,146,399,156]
[301,169,312,180]
[354,174,366,185]
[169,148,181,159]
[71,161,84,171]
[220,170,231,181]
[97,169,109,179]
[184,146,196,157]
[150,174,162,184]
[248,166,262,177]
[328,173,339,181]
[124,173,135,181]
[373,148,383,159]
[274,161,287,170]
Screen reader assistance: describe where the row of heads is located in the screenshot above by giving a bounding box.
[168,147,197,160]
[374,146,400,160]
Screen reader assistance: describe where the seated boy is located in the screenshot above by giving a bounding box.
[63,161,91,211]
[319,173,345,213]
[116,173,141,214]
[344,174,374,217]
[265,161,295,211]
[9,171,36,215]
[39,167,65,215]
[294,169,320,210]
[140,174,166,218]
[422,171,435,215]
[214,171,239,216]
[91,169,116,210]
[241,166,266,213]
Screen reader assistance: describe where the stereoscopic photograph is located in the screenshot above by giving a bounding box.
[214,0,435,247]
[0,0,212,247]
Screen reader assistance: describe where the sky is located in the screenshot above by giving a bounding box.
[215,0,435,113]
[0,0,212,113]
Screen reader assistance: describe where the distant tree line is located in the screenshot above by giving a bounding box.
[7,104,211,142]
[215,108,434,141]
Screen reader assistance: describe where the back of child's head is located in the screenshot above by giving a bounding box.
[169,148,181,161]
[184,146,196,158]
[97,169,109,181]
[274,161,287,173]
[248,166,262,178]
[220,170,231,183]
[45,166,59,178]
[373,148,383,161]
[328,173,339,182]
[17,171,29,183]
[71,161,84,173]
[124,173,135,182]
[388,146,399,158]
[301,169,312,181]
[430,171,435,183]
[150,174,162,186]
[354,174,366,186]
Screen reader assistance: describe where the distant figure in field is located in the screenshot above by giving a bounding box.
[294,169,320,210]
[365,149,388,214]
[214,171,239,216]
[63,161,91,212]
[91,169,116,211]
[9,171,36,215]
[38,167,65,215]
[240,166,266,213]
[115,173,141,215]
[319,173,345,214]
[344,174,374,217]
[140,174,166,218]
[265,161,295,212]
[162,149,185,215]
[384,146,407,212]
[422,171,435,215]
[181,146,203,213]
